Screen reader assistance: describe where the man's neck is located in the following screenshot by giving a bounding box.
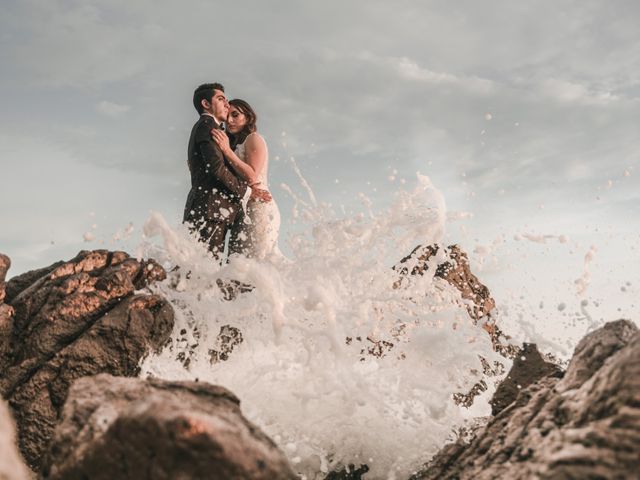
[201,112,222,126]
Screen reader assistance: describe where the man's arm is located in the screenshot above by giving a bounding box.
[196,131,248,198]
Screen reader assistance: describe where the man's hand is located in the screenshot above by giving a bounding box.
[211,129,231,155]
[250,188,272,203]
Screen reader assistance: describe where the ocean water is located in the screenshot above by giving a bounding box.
[138,175,507,479]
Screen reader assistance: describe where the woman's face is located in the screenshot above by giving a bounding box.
[226,105,247,134]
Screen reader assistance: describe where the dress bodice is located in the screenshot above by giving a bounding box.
[235,133,269,189]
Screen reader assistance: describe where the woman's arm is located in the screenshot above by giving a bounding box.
[212,131,266,185]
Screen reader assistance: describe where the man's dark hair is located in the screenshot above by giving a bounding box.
[193,83,225,114]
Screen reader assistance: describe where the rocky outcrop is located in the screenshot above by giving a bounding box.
[0,399,30,480]
[0,250,174,470]
[43,374,296,480]
[394,244,495,320]
[412,320,640,479]
[489,343,563,415]
[394,244,516,356]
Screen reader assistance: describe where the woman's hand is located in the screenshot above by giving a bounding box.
[211,129,231,154]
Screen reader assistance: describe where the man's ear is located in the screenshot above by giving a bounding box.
[201,98,210,110]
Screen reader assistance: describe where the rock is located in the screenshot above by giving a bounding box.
[411,320,640,480]
[0,399,30,480]
[0,250,174,470]
[490,343,563,415]
[4,260,64,305]
[324,464,369,479]
[394,244,495,321]
[559,318,637,392]
[42,374,296,480]
[0,253,10,303]
[394,244,516,356]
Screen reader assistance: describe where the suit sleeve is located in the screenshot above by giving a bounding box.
[195,126,248,198]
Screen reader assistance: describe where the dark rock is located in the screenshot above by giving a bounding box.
[209,324,244,364]
[324,464,369,479]
[490,343,563,415]
[411,320,640,479]
[43,374,296,480]
[4,259,64,305]
[0,398,30,480]
[0,250,174,470]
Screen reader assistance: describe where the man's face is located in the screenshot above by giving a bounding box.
[202,89,229,121]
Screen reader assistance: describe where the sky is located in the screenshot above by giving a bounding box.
[1,0,639,343]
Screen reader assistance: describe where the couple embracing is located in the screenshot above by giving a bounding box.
[183,83,280,262]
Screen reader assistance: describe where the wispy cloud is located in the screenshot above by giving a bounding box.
[96,100,131,117]
[539,78,620,106]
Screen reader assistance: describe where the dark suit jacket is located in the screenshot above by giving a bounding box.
[183,114,248,225]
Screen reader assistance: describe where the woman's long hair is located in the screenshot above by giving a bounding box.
[229,98,257,148]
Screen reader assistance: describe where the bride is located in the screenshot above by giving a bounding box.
[211,99,281,260]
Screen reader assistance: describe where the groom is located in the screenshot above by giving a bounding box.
[183,82,271,259]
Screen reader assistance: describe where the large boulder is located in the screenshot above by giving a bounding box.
[43,374,296,480]
[0,399,30,480]
[0,250,174,470]
[412,319,640,479]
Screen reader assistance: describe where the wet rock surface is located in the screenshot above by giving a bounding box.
[0,250,174,470]
[412,320,640,480]
[43,374,296,480]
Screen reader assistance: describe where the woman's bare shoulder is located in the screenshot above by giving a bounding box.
[246,132,267,148]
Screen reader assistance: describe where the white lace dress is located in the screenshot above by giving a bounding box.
[235,134,281,259]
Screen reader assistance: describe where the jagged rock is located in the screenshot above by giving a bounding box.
[0,250,174,470]
[42,374,296,480]
[490,343,563,415]
[0,399,30,480]
[394,244,495,320]
[412,319,640,480]
[394,244,517,356]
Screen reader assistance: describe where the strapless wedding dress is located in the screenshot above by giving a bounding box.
[235,134,281,259]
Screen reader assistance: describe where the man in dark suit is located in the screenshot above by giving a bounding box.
[183,83,271,260]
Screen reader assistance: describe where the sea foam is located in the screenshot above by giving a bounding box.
[138,175,505,479]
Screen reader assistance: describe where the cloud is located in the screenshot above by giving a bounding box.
[539,78,620,106]
[96,100,131,117]
[358,53,496,95]
[1,0,639,277]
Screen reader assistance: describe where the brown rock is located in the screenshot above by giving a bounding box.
[4,260,64,305]
[394,244,495,321]
[0,250,174,470]
[43,374,296,480]
[0,398,30,480]
[490,343,562,415]
[411,319,640,480]
[0,253,10,303]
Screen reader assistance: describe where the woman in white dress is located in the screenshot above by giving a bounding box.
[211,99,281,260]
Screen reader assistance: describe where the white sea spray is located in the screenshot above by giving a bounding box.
[138,176,504,479]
